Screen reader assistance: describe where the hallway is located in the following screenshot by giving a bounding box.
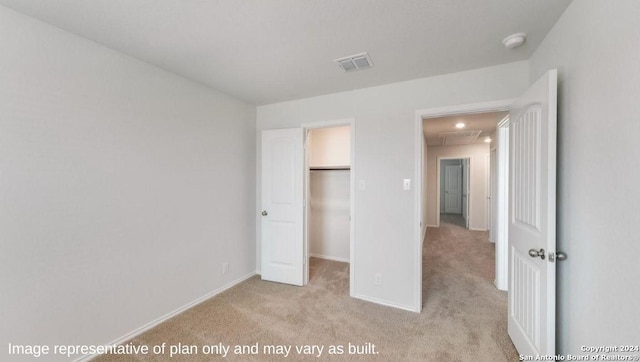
[422,218,517,360]
[439,213,466,228]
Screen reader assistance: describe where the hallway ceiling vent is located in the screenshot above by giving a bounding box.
[439,130,482,146]
[334,52,374,72]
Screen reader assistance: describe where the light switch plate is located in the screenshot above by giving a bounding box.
[403,179,411,190]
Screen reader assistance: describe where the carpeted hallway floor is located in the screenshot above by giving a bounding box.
[440,213,466,228]
[95,219,517,361]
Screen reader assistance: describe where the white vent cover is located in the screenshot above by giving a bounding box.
[438,130,482,146]
[334,52,374,72]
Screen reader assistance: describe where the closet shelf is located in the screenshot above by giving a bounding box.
[310,166,350,171]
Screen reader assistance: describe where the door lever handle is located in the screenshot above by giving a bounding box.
[261,210,268,216]
[528,248,545,260]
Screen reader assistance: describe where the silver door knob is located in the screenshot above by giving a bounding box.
[556,252,567,261]
[261,210,268,216]
[528,248,545,260]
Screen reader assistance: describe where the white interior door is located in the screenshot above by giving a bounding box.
[508,69,557,356]
[261,128,304,286]
[444,165,462,214]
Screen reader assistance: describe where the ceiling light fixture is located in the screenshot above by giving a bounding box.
[455,122,466,129]
[484,137,492,143]
[502,32,527,49]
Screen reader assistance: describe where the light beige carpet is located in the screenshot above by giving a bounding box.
[95,220,517,361]
[440,213,466,228]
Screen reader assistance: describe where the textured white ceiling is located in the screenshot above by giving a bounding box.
[423,111,508,146]
[0,0,571,105]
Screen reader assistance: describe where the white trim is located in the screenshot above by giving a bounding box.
[302,118,356,298]
[352,294,417,313]
[301,118,354,129]
[309,253,350,263]
[486,153,492,236]
[497,114,510,128]
[495,119,510,291]
[469,227,488,231]
[413,111,424,313]
[416,99,514,119]
[414,98,514,313]
[74,272,256,362]
[303,129,310,285]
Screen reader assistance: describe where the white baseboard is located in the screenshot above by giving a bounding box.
[494,279,508,291]
[422,227,428,246]
[76,271,256,362]
[469,227,488,231]
[352,293,420,313]
[309,253,350,263]
[426,223,438,228]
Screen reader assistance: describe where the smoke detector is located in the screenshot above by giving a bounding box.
[502,32,527,49]
[334,52,374,72]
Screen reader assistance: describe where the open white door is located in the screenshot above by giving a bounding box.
[261,128,304,286]
[508,69,557,356]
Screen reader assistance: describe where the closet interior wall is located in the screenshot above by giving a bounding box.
[308,126,351,263]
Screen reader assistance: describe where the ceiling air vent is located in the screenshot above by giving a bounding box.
[438,130,482,146]
[334,52,374,72]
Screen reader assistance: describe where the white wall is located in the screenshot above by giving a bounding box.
[0,6,256,360]
[257,61,529,311]
[309,170,350,262]
[308,126,350,167]
[528,0,640,354]
[426,144,490,230]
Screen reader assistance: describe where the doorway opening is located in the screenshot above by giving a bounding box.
[414,100,513,311]
[422,111,506,233]
[439,157,470,229]
[422,110,507,290]
[303,121,354,295]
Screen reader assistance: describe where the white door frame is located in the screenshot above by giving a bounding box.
[486,153,492,235]
[301,118,355,296]
[463,158,471,228]
[414,99,513,311]
[437,157,470,225]
[495,116,510,291]
[489,149,497,243]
